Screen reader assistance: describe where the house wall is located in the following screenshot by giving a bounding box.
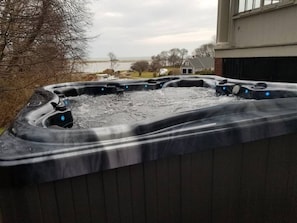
[215,0,297,82]
[234,5,297,52]
[216,2,297,58]
[180,67,194,74]
[214,58,223,76]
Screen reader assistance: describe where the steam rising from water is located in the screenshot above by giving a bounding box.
[69,87,243,128]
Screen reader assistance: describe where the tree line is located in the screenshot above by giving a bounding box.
[128,41,215,76]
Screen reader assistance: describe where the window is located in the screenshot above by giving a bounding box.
[246,0,253,10]
[238,0,281,13]
[265,0,280,5]
[239,0,261,12]
[239,0,245,12]
[182,69,187,74]
[254,0,261,8]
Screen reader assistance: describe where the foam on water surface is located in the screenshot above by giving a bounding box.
[69,87,245,128]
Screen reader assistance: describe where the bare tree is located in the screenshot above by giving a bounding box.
[108,52,118,70]
[159,51,169,66]
[168,48,182,67]
[193,41,215,58]
[150,56,162,72]
[152,48,188,68]
[0,0,90,78]
[179,48,188,65]
[168,48,177,66]
[131,60,149,76]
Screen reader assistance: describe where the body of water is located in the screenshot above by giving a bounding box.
[78,57,151,73]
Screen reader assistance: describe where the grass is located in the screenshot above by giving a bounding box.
[195,69,215,75]
[130,71,156,79]
[0,128,4,135]
[129,67,182,79]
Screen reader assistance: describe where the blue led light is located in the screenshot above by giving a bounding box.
[245,89,249,94]
[101,88,104,91]
[160,84,163,87]
[145,84,148,88]
[223,86,227,91]
[61,115,65,121]
[126,85,129,89]
[265,91,270,97]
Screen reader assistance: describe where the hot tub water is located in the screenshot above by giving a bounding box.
[70,87,245,128]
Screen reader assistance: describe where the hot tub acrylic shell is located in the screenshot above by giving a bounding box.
[0,75,297,223]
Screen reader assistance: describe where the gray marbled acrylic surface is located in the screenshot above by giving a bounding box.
[1,75,297,185]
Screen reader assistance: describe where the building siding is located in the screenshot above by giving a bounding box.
[215,0,297,82]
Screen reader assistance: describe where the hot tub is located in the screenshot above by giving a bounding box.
[0,75,297,223]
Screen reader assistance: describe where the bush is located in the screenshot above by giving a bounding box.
[168,67,180,75]
[102,69,115,75]
[195,69,215,75]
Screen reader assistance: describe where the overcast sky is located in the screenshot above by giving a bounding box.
[87,0,218,59]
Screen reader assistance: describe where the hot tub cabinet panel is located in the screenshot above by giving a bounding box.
[1,134,297,223]
[0,75,297,223]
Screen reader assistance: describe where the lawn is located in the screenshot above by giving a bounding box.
[0,128,4,135]
[129,71,156,79]
[129,67,181,79]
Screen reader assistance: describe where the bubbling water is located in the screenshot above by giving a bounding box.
[69,87,244,128]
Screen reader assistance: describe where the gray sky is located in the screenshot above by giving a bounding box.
[87,0,218,59]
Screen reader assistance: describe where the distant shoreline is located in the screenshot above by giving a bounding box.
[82,60,146,63]
[83,57,152,63]
[77,60,142,73]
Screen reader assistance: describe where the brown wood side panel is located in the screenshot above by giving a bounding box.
[0,187,17,223]
[130,164,146,223]
[167,156,181,223]
[117,166,133,223]
[212,145,243,223]
[55,179,76,223]
[103,169,120,223]
[143,160,158,223]
[14,185,43,223]
[2,133,297,222]
[181,154,192,223]
[71,176,91,223]
[264,134,292,223]
[156,158,170,222]
[87,172,107,223]
[239,139,269,223]
[286,133,297,223]
[38,182,60,223]
[0,207,2,223]
[191,150,213,223]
